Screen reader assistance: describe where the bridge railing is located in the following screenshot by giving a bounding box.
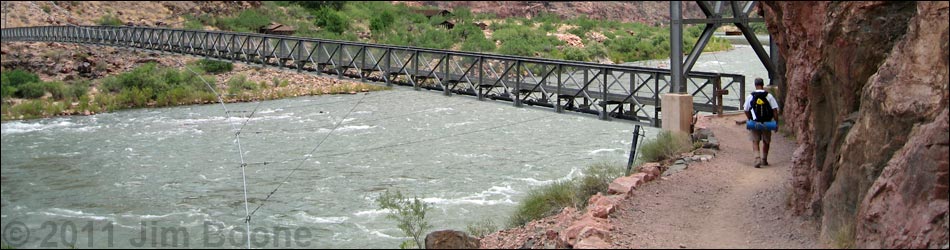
[2,25,745,126]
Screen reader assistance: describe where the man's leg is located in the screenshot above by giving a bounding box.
[750,130,762,168]
[762,130,772,165]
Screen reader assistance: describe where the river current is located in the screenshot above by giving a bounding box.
[0,35,769,248]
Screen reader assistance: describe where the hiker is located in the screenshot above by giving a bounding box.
[744,78,780,168]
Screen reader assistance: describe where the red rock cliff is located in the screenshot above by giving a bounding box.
[762,1,948,248]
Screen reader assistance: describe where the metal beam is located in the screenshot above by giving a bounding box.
[735,21,775,78]
[682,23,720,75]
[680,17,765,24]
[670,1,685,93]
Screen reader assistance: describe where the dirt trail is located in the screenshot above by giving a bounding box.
[609,113,823,249]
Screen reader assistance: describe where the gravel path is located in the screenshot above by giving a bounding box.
[608,114,823,249]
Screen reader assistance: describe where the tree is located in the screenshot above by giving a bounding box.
[377,190,431,249]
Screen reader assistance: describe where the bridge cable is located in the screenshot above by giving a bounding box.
[248,91,369,217]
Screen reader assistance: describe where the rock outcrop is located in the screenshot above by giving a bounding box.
[762,1,948,248]
[425,230,480,249]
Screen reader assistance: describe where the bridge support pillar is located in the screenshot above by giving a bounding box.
[661,93,693,134]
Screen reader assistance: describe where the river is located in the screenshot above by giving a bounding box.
[0,35,769,249]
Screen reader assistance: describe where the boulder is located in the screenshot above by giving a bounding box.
[557,216,612,248]
[586,193,621,218]
[607,173,646,196]
[691,127,714,140]
[702,137,720,149]
[639,162,662,181]
[425,230,480,249]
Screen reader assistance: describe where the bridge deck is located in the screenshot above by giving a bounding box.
[1,25,748,126]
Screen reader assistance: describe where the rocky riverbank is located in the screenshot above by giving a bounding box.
[419,115,725,249]
[1,42,388,121]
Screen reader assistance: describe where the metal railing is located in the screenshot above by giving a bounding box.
[1,25,745,126]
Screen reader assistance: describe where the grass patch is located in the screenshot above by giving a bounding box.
[215,9,271,33]
[573,162,624,207]
[639,130,692,163]
[508,163,623,227]
[509,180,576,228]
[97,13,123,26]
[465,220,499,238]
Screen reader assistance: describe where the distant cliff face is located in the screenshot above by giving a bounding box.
[391,1,704,25]
[762,1,948,248]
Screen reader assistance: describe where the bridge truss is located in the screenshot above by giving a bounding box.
[1,25,746,127]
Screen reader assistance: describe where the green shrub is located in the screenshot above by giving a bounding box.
[492,25,563,57]
[97,13,123,26]
[314,7,349,35]
[1,84,15,99]
[15,81,48,99]
[184,18,204,30]
[157,85,209,107]
[562,47,590,61]
[43,81,67,100]
[93,94,118,112]
[9,99,47,118]
[460,32,495,52]
[227,75,258,95]
[43,100,65,116]
[195,59,234,74]
[66,80,90,100]
[416,26,454,49]
[585,43,608,60]
[116,87,152,108]
[101,63,163,93]
[293,1,346,11]
[509,180,575,227]
[370,10,395,32]
[377,190,431,249]
[639,131,692,163]
[466,220,498,238]
[77,94,93,113]
[1,69,40,87]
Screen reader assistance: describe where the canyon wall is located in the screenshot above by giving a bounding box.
[762,1,948,248]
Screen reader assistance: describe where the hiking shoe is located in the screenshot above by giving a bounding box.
[754,156,762,168]
[762,158,770,166]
